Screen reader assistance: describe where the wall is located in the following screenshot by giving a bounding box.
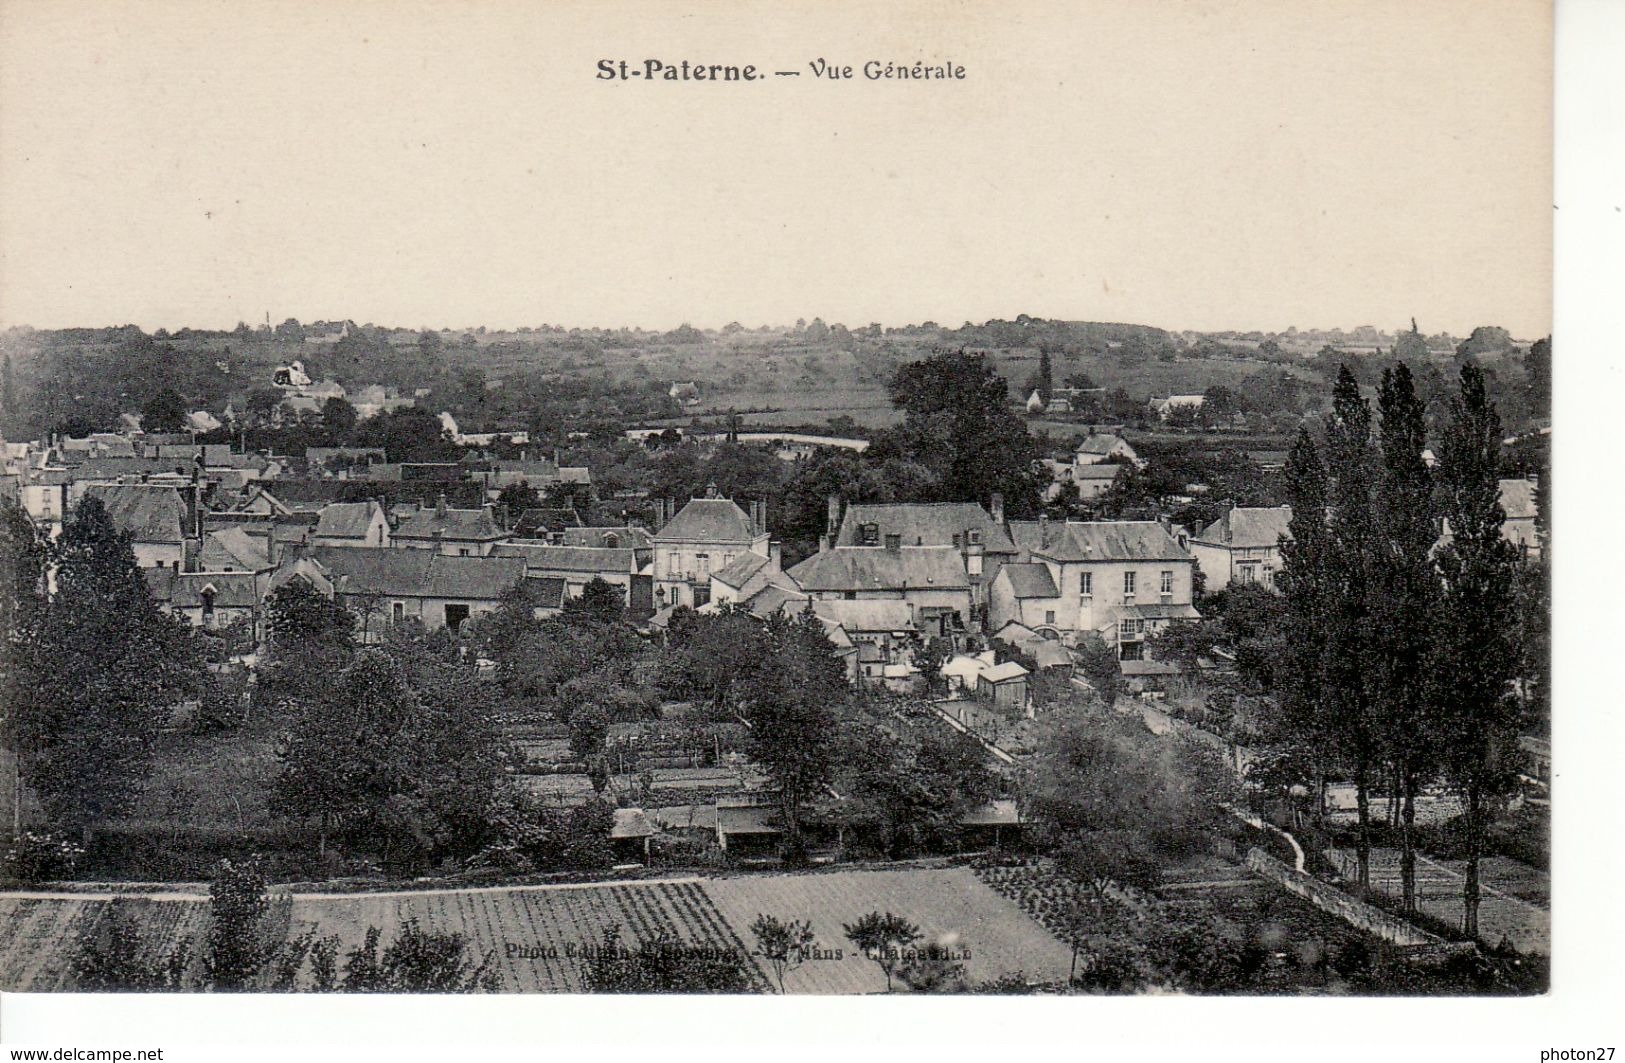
[1245,848,1444,948]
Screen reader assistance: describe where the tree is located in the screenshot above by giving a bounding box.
[740,609,842,859]
[320,397,358,442]
[1321,366,1384,892]
[1429,364,1524,939]
[272,643,502,871]
[9,497,204,831]
[203,857,275,991]
[578,924,755,993]
[1074,633,1120,706]
[140,387,188,433]
[843,911,920,992]
[1,352,14,421]
[884,349,1044,517]
[71,899,192,991]
[495,479,542,515]
[749,914,817,993]
[1373,363,1440,911]
[561,577,624,626]
[1524,335,1551,415]
[340,919,500,992]
[257,580,355,717]
[1276,427,1333,821]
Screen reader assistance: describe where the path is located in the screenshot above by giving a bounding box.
[1329,847,1549,955]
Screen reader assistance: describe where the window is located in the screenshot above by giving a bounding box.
[1123,571,1136,596]
[861,523,880,545]
[695,553,710,578]
[392,602,405,623]
[967,529,982,545]
[1079,572,1093,597]
[444,603,470,632]
[459,548,471,557]
[200,588,216,618]
[1160,570,1173,595]
[603,532,620,548]
[1044,610,1056,625]
[1119,617,1146,641]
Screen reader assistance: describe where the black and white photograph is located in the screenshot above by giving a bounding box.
[0,0,1617,1055]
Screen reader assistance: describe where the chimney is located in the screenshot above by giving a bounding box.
[666,497,676,527]
[768,541,782,570]
[436,493,448,518]
[990,492,1004,525]
[1039,513,1050,549]
[884,533,902,552]
[827,494,843,539]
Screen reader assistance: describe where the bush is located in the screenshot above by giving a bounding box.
[4,831,85,883]
[71,899,192,991]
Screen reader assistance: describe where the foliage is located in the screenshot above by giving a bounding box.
[561,577,625,626]
[3,830,86,883]
[203,856,275,991]
[1073,633,1120,706]
[740,609,844,857]
[877,349,1045,518]
[339,919,501,992]
[749,913,817,993]
[842,910,921,992]
[71,899,193,991]
[7,496,205,828]
[578,923,756,993]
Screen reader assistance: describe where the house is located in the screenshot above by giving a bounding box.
[295,547,526,636]
[1071,463,1123,500]
[197,526,275,573]
[83,483,196,570]
[1187,505,1293,590]
[1003,518,1199,659]
[806,599,920,688]
[707,547,794,607]
[785,542,973,639]
[650,491,771,609]
[988,563,1062,634]
[163,571,268,636]
[1150,395,1205,420]
[669,381,701,407]
[1075,433,1140,468]
[311,500,392,549]
[492,540,653,617]
[393,497,507,556]
[831,497,1019,610]
[978,660,1031,712]
[512,506,584,540]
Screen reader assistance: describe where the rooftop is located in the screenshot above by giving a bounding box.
[652,497,761,544]
[786,545,970,592]
[836,501,1016,554]
[1193,506,1294,549]
[1011,520,1190,564]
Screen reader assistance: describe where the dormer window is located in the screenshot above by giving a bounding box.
[967,530,982,545]
[861,523,880,546]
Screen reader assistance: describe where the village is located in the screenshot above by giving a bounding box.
[0,331,1552,995]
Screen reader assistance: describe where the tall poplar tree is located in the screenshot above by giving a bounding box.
[1429,364,1522,938]
[1275,427,1333,814]
[1322,366,1383,892]
[1374,363,1440,912]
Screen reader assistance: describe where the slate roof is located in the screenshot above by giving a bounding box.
[741,584,811,618]
[836,502,1016,554]
[1077,434,1129,456]
[652,497,759,544]
[170,572,261,609]
[513,507,582,536]
[199,527,272,571]
[1074,464,1124,481]
[559,526,652,549]
[999,562,1060,599]
[786,546,970,592]
[301,547,524,600]
[493,542,636,574]
[1120,603,1203,621]
[710,551,770,588]
[1011,520,1190,564]
[313,501,382,540]
[70,456,188,480]
[84,484,187,544]
[395,505,504,542]
[981,661,1030,683]
[808,599,917,633]
[1193,506,1293,549]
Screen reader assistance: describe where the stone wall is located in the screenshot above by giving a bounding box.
[1246,847,1442,948]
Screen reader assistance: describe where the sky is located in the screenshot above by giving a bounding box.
[0,0,1552,337]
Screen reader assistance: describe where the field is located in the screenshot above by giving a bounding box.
[0,865,1071,993]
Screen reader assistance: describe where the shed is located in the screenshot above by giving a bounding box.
[978,660,1031,712]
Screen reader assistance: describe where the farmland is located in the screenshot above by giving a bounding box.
[0,865,1071,993]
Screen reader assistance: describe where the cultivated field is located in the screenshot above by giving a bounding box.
[0,865,1071,993]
